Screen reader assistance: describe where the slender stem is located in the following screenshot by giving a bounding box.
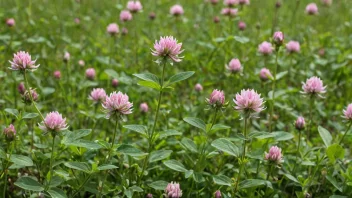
[234,117,248,193]
[271,7,278,35]
[266,165,273,180]
[210,109,218,130]
[290,0,300,26]
[99,118,119,197]
[23,71,44,121]
[269,49,279,132]
[292,130,302,173]
[72,174,92,197]
[3,142,14,198]
[339,122,352,144]
[137,61,167,185]
[307,99,314,141]
[45,136,56,190]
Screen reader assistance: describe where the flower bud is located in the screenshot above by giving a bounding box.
[295,116,305,130]
[214,190,221,198]
[4,124,16,141]
[23,88,39,104]
[273,31,284,46]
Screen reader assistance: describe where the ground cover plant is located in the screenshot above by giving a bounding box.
[0,0,352,197]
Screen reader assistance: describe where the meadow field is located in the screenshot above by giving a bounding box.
[0,0,352,197]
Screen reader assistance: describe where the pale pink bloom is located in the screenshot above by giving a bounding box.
[343,104,352,121]
[149,12,156,20]
[214,190,221,198]
[258,41,273,55]
[78,60,85,66]
[122,27,128,35]
[238,21,246,31]
[213,16,220,23]
[112,79,119,87]
[165,182,182,198]
[120,10,133,22]
[265,146,283,164]
[140,102,149,113]
[9,51,40,71]
[210,0,219,5]
[85,68,96,80]
[170,5,184,16]
[146,194,153,198]
[259,68,273,81]
[54,70,61,79]
[63,52,70,62]
[223,0,238,7]
[194,83,203,92]
[234,89,265,115]
[273,31,284,45]
[321,0,332,6]
[39,111,68,132]
[226,58,242,73]
[4,124,16,140]
[102,91,133,119]
[89,88,107,103]
[295,116,305,130]
[127,1,142,13]
[23,88,39,104]
[74,18,80,24]
[107,23,119,35]
[151,36,184,62]
[6,18,15,27]
[18,82,25,94]
[286,41,300,53]
[306,3,318,15]
[302,76,326,96]
[239,0,250,5]
[221,8,238,17]
[206,89,225,106]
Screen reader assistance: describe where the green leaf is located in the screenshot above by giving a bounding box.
[181,138,198,153]
[239,179,272,189]
[22,113,39,119]
[159,129,182,139]
[0,148,6,159]
[42,87,55,95]
[213,175,232,186]
[64,140,102,149]
[123,125,148,136]
[4,108,19,117]
[283,173,300,184]
[97,164,119,171]
[148,180,168,190]
[104,69,119,79]
[14,176,44,191]
[318,126,332,147]
[209,124,231,133]
[163,160,188,172]
[10,155,33,167]
[129,185,143,192]
[326,175,343,192]
[211,138,239,157]
[234,36,250,44]
[133,73,160,84]
[61,129,91,144]
[326,144,345,163]
[137,81,161,90]
[193,172,205,183]
[64,162,91,173]
[272,131,294,141]
[166,71,194,86]
[183,117,206,132]
[149,150,172,163]
[117,144,148,157]
[276,71,288,80]
[47,187,68,198]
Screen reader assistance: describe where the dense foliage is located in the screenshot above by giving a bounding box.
[0,0,352,197]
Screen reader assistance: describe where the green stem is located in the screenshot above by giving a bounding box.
[292,130,302,173]
[137,61,167,186]
[23,71,44,121]
[266,165,273,180]
[3,142,14,198]
[99,118,119,197]
[307,99,314,142]
[234,117,248,193]
[72,174,92,197]
[269,49,279,132]
[339,122,352,144]
[46,136,56,190]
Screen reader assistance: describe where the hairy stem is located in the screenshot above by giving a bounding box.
[23,71,44,120]
[234,117,248,193]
